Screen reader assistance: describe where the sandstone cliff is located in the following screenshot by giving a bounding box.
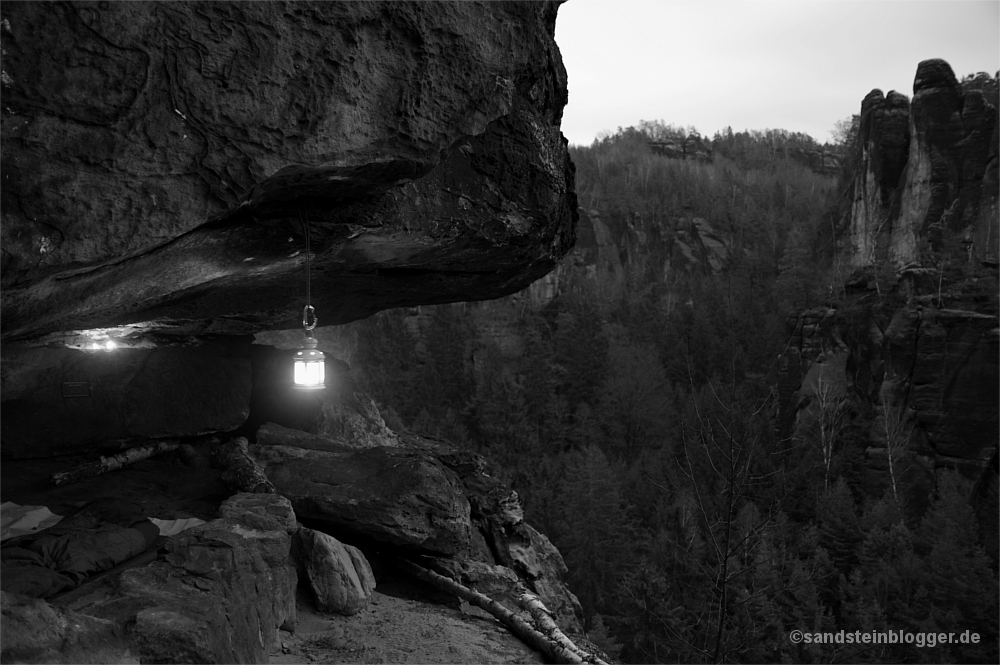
[783,60,999,535]
[847,59,998,268]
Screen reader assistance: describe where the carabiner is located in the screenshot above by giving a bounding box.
[302,304,318,331]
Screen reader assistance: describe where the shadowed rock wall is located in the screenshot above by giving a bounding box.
[1,337,252,458]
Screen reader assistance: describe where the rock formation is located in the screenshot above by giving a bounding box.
[0,0,576,343]
[294,528,376,616]
[251,422,584,632]
[782,60,999,524]
[648,133,713,162]
[789,147,843,176]
[2,493,299,664]
[0,1,582,661]
[0,591,132,664]
[254,423,479,556]
[847,59,998,268]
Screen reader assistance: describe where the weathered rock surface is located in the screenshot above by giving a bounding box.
[420,558,523,602]
[780,296,998,494]
[0,337,252,459]
[252,423,583,632]
[211,436,278,494]
[492,521,584,632]
[0,0,576,343]
[672,217,729,273]
[846,60,998,268]
[574,208,624,276]
[122,521,296,663]
[781,60,1000,504]
[6,493,298,664]
[218,490,298,535]
[569,207,732,284]
[882,306,999,465]
[295,528,376,616]
[252,424,477,557]
[849,89,911,265]
[0,591,135,664]
[789,147,843,176]
[648,133,713,161]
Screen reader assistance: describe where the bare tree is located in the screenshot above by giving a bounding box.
[879,402,912,502]
[813,375,847,491]
[679,380,776,663]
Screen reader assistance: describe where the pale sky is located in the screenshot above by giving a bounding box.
[554,0,1000,146]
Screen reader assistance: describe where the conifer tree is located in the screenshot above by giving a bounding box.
[914,471,998,662]
[559,445,635,624]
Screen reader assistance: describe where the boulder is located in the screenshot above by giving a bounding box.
[294,528,375,616]
[422,438,582,631]
[253,424,584,631]
[0,1,576,344]
[491,522,584,634]
[0,591,135,664]
[51,493,298,664]
[252,424,478,558]
[120,519,296,663]
[219,492,298,535]
[211,437,277,494]
[418,557,525,616]
[421,558,523,599]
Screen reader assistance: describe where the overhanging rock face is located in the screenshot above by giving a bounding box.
[0,1,576,343]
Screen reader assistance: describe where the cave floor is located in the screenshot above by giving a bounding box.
[0,440,228,521]
[2,446,547,664]
[271,580,545,665]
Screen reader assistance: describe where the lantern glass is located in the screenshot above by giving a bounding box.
[293,343,326,389]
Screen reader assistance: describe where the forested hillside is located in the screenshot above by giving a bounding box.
[322,116,998,663]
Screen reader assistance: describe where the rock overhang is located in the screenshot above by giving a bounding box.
[0,0,577,345]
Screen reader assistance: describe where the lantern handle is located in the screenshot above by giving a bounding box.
[302,304,318,331]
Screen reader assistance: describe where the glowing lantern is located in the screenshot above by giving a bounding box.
[293,328,325,389]
[292,216,326,390]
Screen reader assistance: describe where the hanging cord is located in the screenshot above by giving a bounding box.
[301,210,317,333]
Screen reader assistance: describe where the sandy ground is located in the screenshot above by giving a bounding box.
[2,447,550,665]
[270,581,547,665]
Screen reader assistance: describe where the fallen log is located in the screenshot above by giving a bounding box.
[519,592,612,665]
[396,558,592,664]
[211,437,275,494]
[51,440,180,486]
